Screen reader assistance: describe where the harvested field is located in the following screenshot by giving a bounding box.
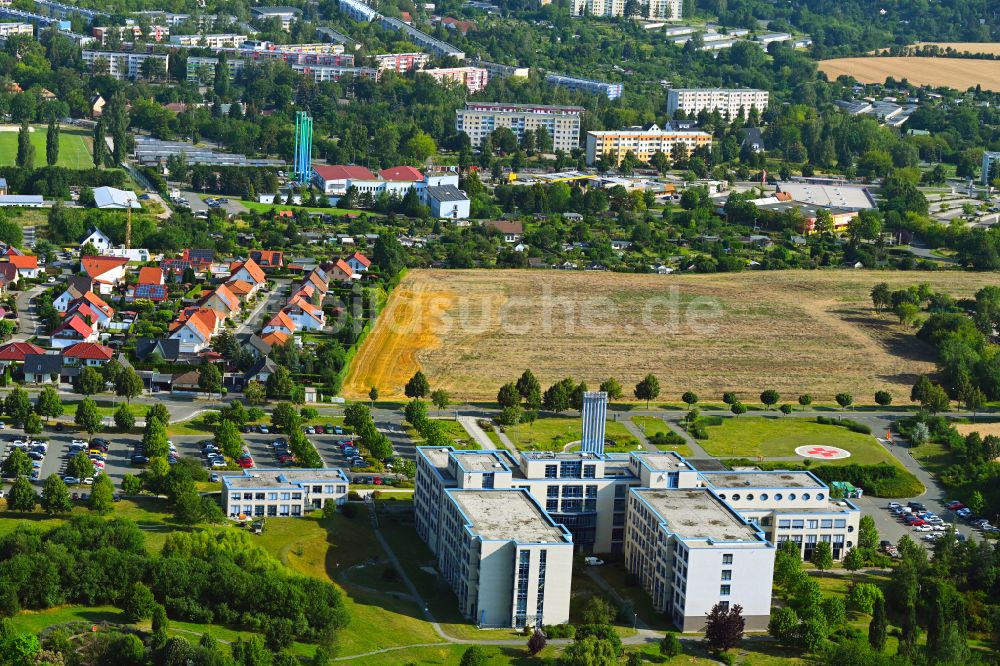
[912,42,1000,56]
[818,57,1000,92]
[954,422,1000,438]
[343,269,1000,403]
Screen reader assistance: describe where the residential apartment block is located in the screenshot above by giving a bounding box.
[456,102,584,152]
[415,445,859,631]
[379,16,465,59]
[251,6,302,31]
[169,33,246,48]
[983,151,1000,185]
[221,468,349,517]
[585,124,713,166]
[423,66,489,93]
[571,0,682,19]
[374,52,430,73]
[187,55,371,84]
[667,88,769,117]
[338,0,380,22]
[545,73,622,100]
[0,22,33,37]
[81,50,168,80]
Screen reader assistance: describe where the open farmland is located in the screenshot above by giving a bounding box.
[343,269,1000,403]
[818,57,1000,92]
[0,125,92,169]
[911,42,1000,55]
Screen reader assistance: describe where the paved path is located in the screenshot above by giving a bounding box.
[13,284,46,341]
[621,418,656,452]
[237,280,288,336]
[457,416,496,449]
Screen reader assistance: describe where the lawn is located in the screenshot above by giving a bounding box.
[0,125,92,169]
[698,416,887,464]
[407,418,480,450]
[502,416,639,452]
[236,199,365,216]
[631,416,695,457]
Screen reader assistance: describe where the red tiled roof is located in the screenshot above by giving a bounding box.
[230,257,266,284]
[261,330,290,347]
[53,315,94,339]
[176,308,219,340]
[62,341,113,361]
[350,251,372,268]
[313,164,376,182]
[7,255,37,269]
[250,250,284,267]
[212,283,239,311]
[379,166,424,182]
[0,341,44,361]
[80,291,114,317]
[81,255,127,279]
[332,259,353,277]
[225,279,253,296]
[137,266,164,285]
[267,310,296,332]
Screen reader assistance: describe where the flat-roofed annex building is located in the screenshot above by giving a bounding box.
[221,468,349,517]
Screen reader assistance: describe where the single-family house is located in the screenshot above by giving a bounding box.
[23,354,63,384]
[202,283,241,318]
[240,333,272,358]
[54,276,94,312]
[50,314,98,348]
[263,310,296,337]
[80,227,114,254]
[62,341,114,366]
[81,256,128,294]
[90,94,105,118]
[0,264,16,293]
[225,279,254,299]
[128,283,169,302]
[326,259,355,282]
[169,307,221,353]
[6,254,38,279]
[134,337,182,362]
[484,220,523,243]
[249,250,284,269]
[67,292,114,328]
[0,341,44,366]
[260,330,290,348]
[244,356,277,384]
[229,257,267,295]
[346,252,371,273]
[283,297,324,331]
[0,179,7,196]
[137,266,165,286]
[305,267,330,294]
[182,248,215,269]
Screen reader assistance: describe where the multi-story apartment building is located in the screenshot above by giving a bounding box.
[585,124,713,165]
[169,33,246,48]
[667,87,769,118]
[221,468,349,517]
[81,50,169,80]
[415,445,859,631]
[292,64,376,82]
[0,22,33,37]
[187,56,371,84]
[379,16,465,59]
[571,0,682,19]
[626,488,775,632]
[982,151,1000,186]
[423,66,489,93]
[374,52,430,73]
[338,0,380,22]
[545,73,622,100]
[251,6,301,31]
[456,102,584,152]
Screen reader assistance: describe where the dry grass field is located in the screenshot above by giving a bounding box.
[912,42,1000,55]
[343,269,1000,403]
[818,57,1000,92]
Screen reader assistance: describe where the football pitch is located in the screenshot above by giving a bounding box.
[0,125,93,169]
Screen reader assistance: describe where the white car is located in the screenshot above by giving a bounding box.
[71,439,88,447]
[584,557,605,566]
[82,477,94,485]
[914,525,933,532]
[932,524,948,531]
[887,502,901,510]
[46,276,56,284]
[0,422,6,430]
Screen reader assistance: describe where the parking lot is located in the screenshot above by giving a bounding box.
[855,494,979,549]
[177,191,246,216]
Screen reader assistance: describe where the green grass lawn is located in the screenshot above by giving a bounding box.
[698,416,887,464]
[407,418,480,450]
[631,416,695,457]
[503,417,639,452]
[235,198,365,216]
[0,126,92,169]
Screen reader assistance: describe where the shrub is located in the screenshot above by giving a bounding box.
[542,624,575,638]
[649,430,686,446]
[689,422,709,439]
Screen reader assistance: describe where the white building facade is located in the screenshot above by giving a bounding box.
[667,88,769,118]
[456,102,584,151]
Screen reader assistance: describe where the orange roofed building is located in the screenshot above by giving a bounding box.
[169,307,221,353]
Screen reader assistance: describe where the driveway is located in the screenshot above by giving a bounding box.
[13,284,47,341]
[237,280,289,335]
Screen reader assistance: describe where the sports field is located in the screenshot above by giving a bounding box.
[0,125,93,169]
[818,57,1000,92]
[343,268,999,403]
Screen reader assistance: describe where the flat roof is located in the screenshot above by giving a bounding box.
[419,447,455,480]
[223,468,348,489]
[453,451,508,472]
[633,451,692,470]
[634,488,759,543]
[701,471,824,489]
[450,489,569,543]
[776,182,876,210]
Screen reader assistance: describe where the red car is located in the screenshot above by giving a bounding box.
[238,457,254,468]
[947,501,965,511]
[314,426,325,434]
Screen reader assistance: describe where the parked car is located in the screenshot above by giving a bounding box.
[237,458,253,468]
[333,426,344,435]
[62,476,80,485]
[956,508,972,518]
[887,502,902,510]
[908,502,926,512]
[212,460,227,468]
[131,455,150,466]
[584,557,605,566]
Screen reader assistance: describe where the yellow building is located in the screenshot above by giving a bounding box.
[585,125,712,166]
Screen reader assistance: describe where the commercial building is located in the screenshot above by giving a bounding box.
[775,181,877,211]
[0,22,33,37]
[169,33,246,48]
[374,52,430,73]
[415,445,859,631]
[221,468,350,517]
[423,66,489,93]
[667,88,769,117]
[456,102,584,152]
[251,6,302,31]
[571,0,682,19]
[545,73,622,100]
[425,184,471,219]
[982,151,1000,186]
[585,124,712,166]
[81,50,169,80]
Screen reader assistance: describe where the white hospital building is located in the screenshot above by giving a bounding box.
[221,468,349,517]
[415,446,859,631]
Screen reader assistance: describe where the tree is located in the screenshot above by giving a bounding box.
[682,391,699,408]
[198,363,223,398]
[874,390,892,407]
[722,392,737,405]
[634,374,660,408]
[4,387,31,426]
[40,475,71,515]
[811,541,833,574]
[843,547,865,575]
[148,402,171,426]
[599,378,622,400]
[660,632,682,658]
[368,386,379,406]
[245,380,267,405]
[35,386,63,422]
[542,381,570,413]
[67,451,94,480]
[431,389,450,412]
[142,418,169,458]
[93,120,107,168]
[7,477,36,512]
[847,583,883,615]
[266,366,294,399]
[922,384,951,414]
[15,123,34,170]
[46,118,59,167]
[151,604,169,650]
[74,398,102,436]
[910,422,930,446]
[22,413,41,436]
[122,582,156,622]
[497,382,520,408]
[404,131,436,161]
[870,283,891,312]
[174,487,205,525]
[835,393,853,410]
[404,371,430,399]
[1,448,30,478]
[115,367,143,402]
[527,629,547,655]
[704,603,745,652]
[767,606,799,643]
[731,402,747,416]
[798,394,812,408]
[74,366,105,395]
[215,418,243,459]
[121,473,141,496]
[966,387,986,421]
[581,596,617,625]
[560,635,618,666]
[968,490,985,515]
[858,515,878,550]
[89,474,114,513]
[760,390,779,409]
[780,404,793,415]
[114,403,135,432]
[459,645,488,666]
[868,597,888,652]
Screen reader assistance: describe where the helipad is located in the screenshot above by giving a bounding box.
[794,445,851,460]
